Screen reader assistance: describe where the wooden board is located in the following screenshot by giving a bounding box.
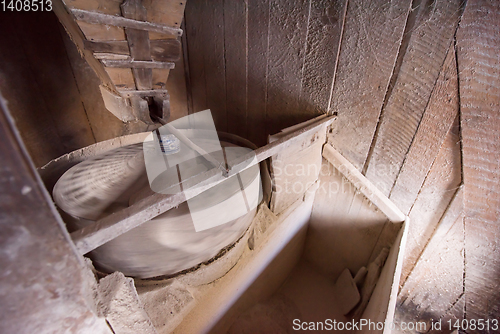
[59,24,149,142]
[396,190,464,330]
[246,0,269,147]
[299,0,347,117]
[389,45,460,214]
[456,0,500,321]
[265,0,311,136]
[184,0,227,130]
[224,0,248,138]
[362,219,408,334]
[0,12,96,166]
[270,141,323,215]
[400,118,462,285]
[364,0,463,196]
[327,0,411,170]
[322,144,405,223]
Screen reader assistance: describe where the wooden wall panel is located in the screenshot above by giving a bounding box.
[0,12,96,167]
[364,0,464,195]
[400,117,462,287]
[185,0,227,131]
[184,0,348,146]
[456,0,500,322]
[389,45,459,215]
[327,0,411,170]
[299,0,347,117]
[224,0,248,137]
[263,0,311,136]
[246,0,270,146]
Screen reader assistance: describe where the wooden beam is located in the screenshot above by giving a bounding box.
[101,59,175,69]
[118,89,169,98]
[71,115,336,255]
[121,0,152,91]
[71,8,183,37]
[322,143,406,223]
[84,39,181,62]
[52,0,118,93]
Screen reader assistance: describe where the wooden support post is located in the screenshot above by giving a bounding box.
[71,115,336,255]
[322,143,406,223]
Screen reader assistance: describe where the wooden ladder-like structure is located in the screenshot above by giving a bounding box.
[53,0,186,124]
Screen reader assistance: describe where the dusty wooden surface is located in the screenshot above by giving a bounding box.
[327,0,411,170]
[396,189,465,332]
[457,0,500,322]
[364,0,464,194]
[389,46,460,214]
[184,0,348,146]
[0,92,110,334]
[0,12,96,167]
[322,144,405,223]
[269,117,328,215]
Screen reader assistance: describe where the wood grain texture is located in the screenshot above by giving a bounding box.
[185,0,227,130]
[84,39,182,62]
[364,0,464,195]
[121,0,153,91]
[456,0,500,322]
[71,8,183,36]
[0,12,96,166]
[224,0,248,138]
[299,0,347,116]
[53,0,117,91]
[265,0,311,136]
[389,45,460,214]
[246,0,270,147]
[0,93,110,334]
[400,117,462,286]
[327,0,411,170]
[183,0,208,114]
[396,211,464,331]
[269,131,325,215]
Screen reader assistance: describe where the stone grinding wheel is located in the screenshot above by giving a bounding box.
[53,140,261,279]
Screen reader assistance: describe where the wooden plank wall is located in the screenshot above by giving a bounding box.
[184,0,348,147]
[456,0,500,324]
[0,11,189,167]
[182,1,500,326]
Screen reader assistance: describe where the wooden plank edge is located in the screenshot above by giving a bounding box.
[322,143,406,223]
[118,89,169,98]
[71,115,337,255]
[101,59,175,69]
[71,8,183,36]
